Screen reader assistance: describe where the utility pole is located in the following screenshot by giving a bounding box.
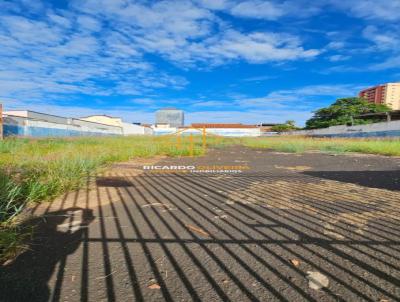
[0,103,3,140]
[202,126,206,152]
[386,112,391,122]
[189,133,194,157]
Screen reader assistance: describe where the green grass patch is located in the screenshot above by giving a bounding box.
[240,136,400,156]
[0,224,32,263]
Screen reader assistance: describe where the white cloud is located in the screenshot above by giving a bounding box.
[359,25,400,70]
[2,15,62,45]
[192,101,229,107]
[129,98,157,106]
[369,56,400,70]
[47,13,72,28]
[215,0,323,20]
[362,25,400,51]
[328,54,350,62]
[76,15,102,32]
[242,75,277,82]
[326,41,346,50]
[0,0,322,105]
[334,0,400,21]
[207,30,320,63]
[235,84,362,108]
[230,1,284,20]
[104,32,141,58]
[224,0,400,22]
[71,0,320,66]
[186,109,313,125]
[75,0,214,39]
[196,0,230,10]
[162,30,320,65]
[0,7,190,102]
[51,35,100,57]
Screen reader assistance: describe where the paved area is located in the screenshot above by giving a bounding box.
[1,146,400,301]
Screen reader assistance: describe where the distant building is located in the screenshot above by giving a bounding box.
[3,110,122,137]
[359,83,400,110]
[80,115,123,127]
[155,108,184,127]
[80,114,153,135]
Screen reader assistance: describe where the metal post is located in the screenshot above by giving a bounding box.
[386,112,391,122]
[176,133,181,150]
[202,126,206,151]
[189,133,194,157]
[0,103,3,140]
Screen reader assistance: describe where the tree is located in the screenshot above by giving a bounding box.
[271,120,299,132]
[305,97,391,129]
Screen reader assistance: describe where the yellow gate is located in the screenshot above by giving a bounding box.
[153,127,227,157]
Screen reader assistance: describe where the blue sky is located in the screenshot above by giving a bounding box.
[0,0,399,125]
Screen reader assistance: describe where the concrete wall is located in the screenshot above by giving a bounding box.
[71,118,121,132]
[122,122,153,135]
[282,120,400,138]
[3,115,122,137]
[198,128,261,137]
[153,127,178,136]
[153,127,261,137]
[143,126,154,135]
[3,116,26,136]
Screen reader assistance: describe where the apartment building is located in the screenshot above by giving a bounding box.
[155,108,184,128]
[359,83,400,110]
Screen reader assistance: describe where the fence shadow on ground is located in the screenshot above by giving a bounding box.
[2,168,400,301]
[303,170,400,191]
[89,170,400,301]
[0,207,94,302]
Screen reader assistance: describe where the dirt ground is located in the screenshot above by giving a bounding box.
[1,146,400,302]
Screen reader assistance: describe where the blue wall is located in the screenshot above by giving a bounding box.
[4,124,115,137]
[4,124,25,136]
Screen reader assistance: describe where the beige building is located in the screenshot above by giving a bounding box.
[80,115,153,135]
[80,115,123,127]
[359,82,400,110]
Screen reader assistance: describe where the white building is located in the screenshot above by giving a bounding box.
[80,115,153,135]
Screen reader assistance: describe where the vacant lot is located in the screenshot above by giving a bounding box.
[1,145,399,301]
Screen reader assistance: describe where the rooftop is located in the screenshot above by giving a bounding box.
[80,114,121,119]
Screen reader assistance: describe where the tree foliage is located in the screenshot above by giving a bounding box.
[271,120,299,132]
[305,97,391,129]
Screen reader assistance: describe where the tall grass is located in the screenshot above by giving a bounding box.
[240,136,400,156]
[0,135,204,261]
